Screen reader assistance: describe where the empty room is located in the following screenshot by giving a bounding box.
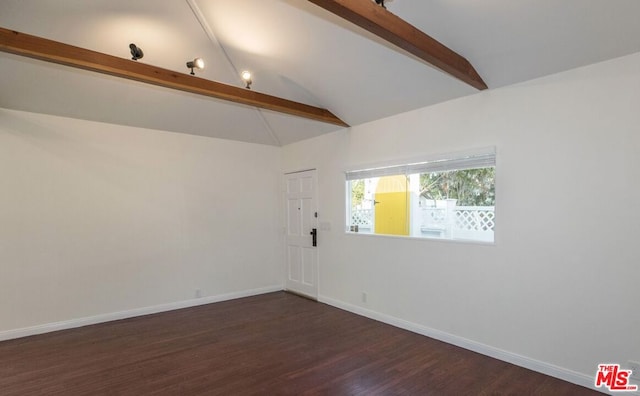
[1,0,638,394]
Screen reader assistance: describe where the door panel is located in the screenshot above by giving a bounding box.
[300,176,314,193]
[287,199,300,236]
[284,170,318,299]
[288,246,301,282]
[302,247,315,286]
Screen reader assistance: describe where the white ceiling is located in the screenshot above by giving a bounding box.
[1,0,639,146]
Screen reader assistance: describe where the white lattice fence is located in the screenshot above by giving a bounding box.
[351,208,373,226]
[352,206,494,240]
[454,207,495,232]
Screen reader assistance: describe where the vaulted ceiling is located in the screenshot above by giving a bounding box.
[1,0,639,146]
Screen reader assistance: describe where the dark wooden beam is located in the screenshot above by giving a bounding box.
[0,27,349,127]
[306,0,488,90]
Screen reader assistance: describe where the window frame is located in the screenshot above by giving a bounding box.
[344,147,496,244]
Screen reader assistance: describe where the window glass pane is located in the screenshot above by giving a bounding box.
[348,178,376,234]
[416,168,495,242]
[374,175,409,236]
[347,165,495,243]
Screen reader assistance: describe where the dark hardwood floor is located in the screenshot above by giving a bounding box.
[0,292,599,395]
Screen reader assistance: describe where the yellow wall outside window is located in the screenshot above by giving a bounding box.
[374,175,409,236]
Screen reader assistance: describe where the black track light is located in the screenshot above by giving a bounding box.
[374,0,386,9]
[186,58,205,75]
[129,43,144,61]
[241,71,252,89]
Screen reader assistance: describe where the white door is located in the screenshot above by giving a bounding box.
[284,170,318,299]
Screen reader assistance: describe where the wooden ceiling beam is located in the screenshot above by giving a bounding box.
[0,27,349,127]
[306,0,488,90]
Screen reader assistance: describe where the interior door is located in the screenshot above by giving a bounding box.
[284,170,318,299]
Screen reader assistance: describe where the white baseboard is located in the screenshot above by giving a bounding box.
[0,285,283,342]
[318,295,607,395]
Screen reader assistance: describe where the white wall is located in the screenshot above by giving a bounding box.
[0,109,283,334]
[283,52,640,386]
[2,51,638,389]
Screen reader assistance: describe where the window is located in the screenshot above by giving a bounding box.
[346,148,496,243]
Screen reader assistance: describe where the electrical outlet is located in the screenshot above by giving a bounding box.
[195,289,202,298]
[629,360,640,381]
[361,292,367,303]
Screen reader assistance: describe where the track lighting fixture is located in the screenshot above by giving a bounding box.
[129,43,144,61]
[374,0,386,9]
[373,0,394,9]
[241,70,252,89]
[186,58,205,75]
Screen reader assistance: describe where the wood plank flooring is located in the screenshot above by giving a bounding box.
[0,292,600,395]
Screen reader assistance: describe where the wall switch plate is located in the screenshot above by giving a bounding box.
[629,361,640,381]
